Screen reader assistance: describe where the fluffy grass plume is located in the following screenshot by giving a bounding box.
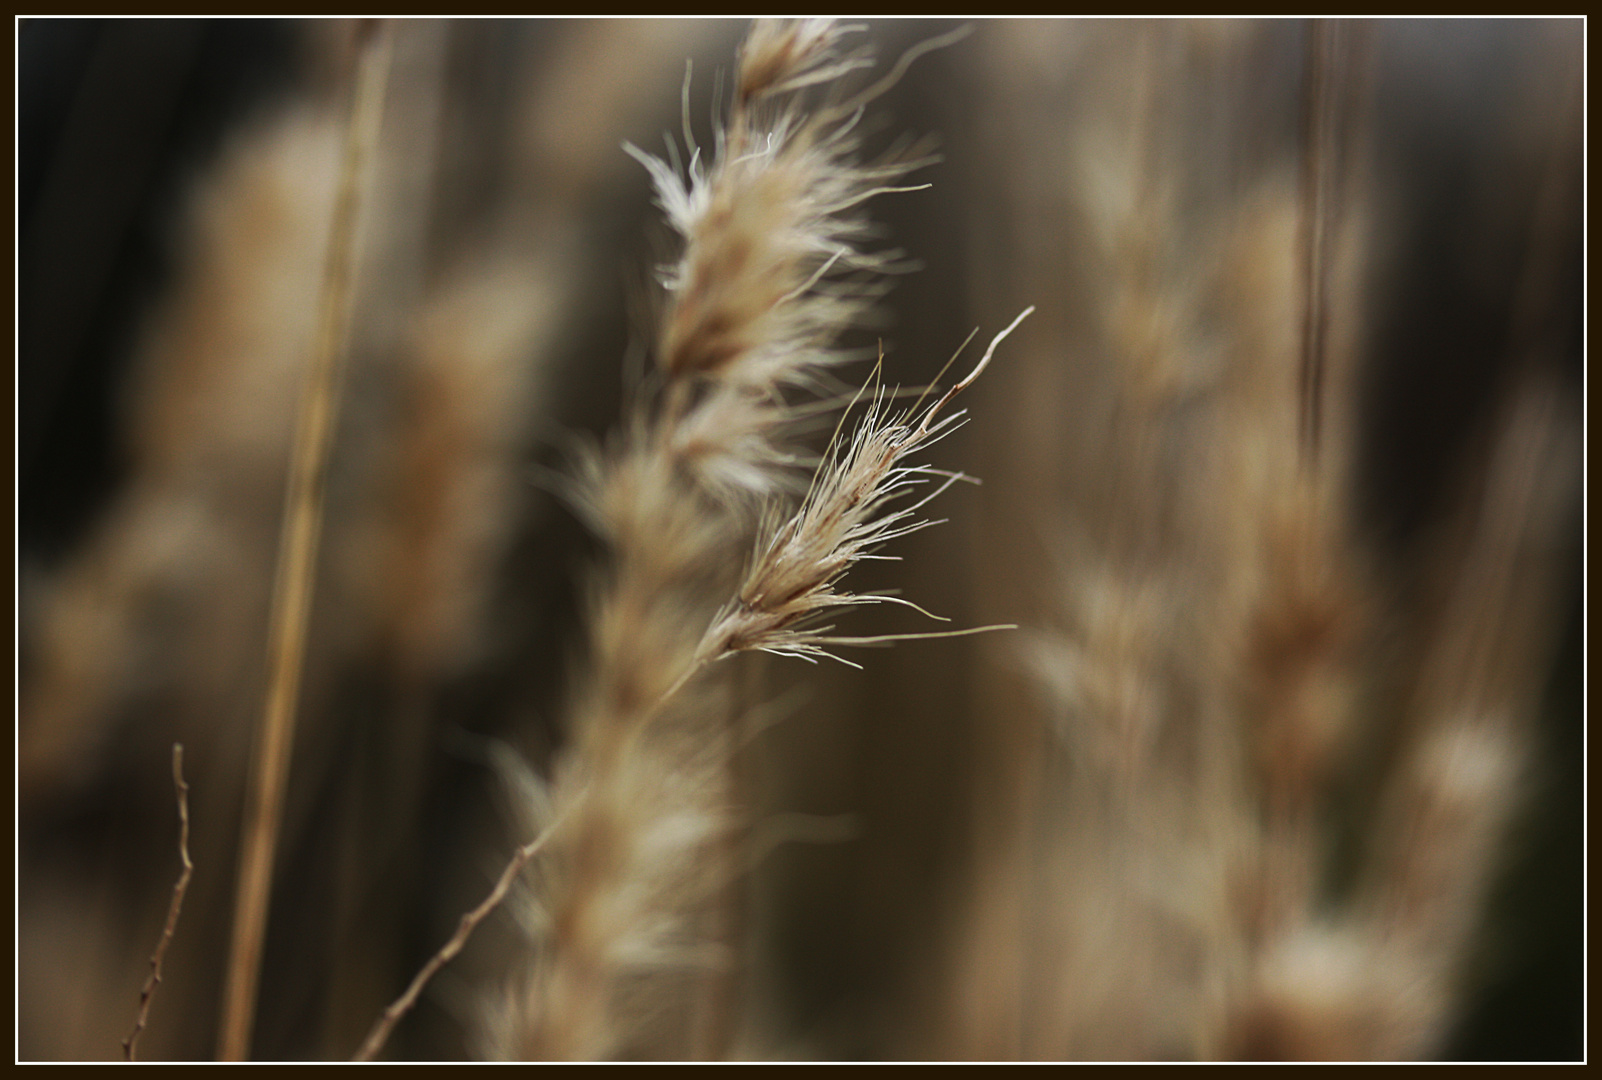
[481,21,1017,1061]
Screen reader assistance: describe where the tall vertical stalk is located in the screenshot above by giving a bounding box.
[218,21,393,1062]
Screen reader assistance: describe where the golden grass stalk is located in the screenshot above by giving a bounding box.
[218,22,393,1062]
[475,21,1007,1061]
[486,328,1027,1058]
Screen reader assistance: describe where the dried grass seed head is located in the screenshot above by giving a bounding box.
[629,21,928,391]
[702,310,1033,665]
[736,19,872,104]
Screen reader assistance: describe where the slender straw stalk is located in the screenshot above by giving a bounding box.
[218,22,392,1062]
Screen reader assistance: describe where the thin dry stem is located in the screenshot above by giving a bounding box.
[219,22,393,1062]
[122,744,193,1063]
[352,814,565,1062]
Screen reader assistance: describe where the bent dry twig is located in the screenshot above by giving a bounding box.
[351,812,567,1062]
[122,744,193,1063]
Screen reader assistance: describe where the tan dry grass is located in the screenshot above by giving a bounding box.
[16,18,1580,1063]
